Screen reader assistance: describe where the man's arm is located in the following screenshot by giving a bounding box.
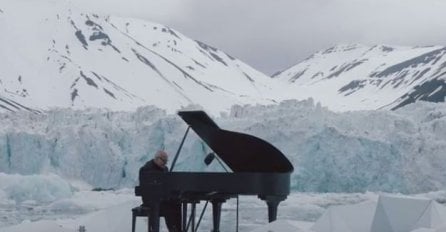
[138,161,152,184]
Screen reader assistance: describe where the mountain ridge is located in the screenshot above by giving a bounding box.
[1,1,446,114]
[0,0,281,115]
[273,43,446,111]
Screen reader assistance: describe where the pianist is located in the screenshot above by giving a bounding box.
[139,150,182,232]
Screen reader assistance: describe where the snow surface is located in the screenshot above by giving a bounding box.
[1,189,446,232]
[311,194,446,232]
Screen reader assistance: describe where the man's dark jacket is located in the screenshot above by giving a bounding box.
[139,159,167,179]
[138,159,181,232]
[139,159,168,204]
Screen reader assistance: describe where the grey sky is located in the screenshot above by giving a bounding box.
[71,0,446,75]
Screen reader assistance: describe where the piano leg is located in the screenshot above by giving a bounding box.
[262,196,285,222]
[148,203,160,232]
[182,203,187,231]
[266,201,279,222]
[191,203,196,232]
[211,200,224,232]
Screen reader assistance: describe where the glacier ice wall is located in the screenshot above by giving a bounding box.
[0,106,214,191]
[1,101,446,194]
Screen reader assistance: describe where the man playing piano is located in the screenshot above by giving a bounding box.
[139,151,182,232]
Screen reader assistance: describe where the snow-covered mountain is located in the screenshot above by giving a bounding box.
[0,0,281,115]
[273,44,446,111]
[2,0,446,114]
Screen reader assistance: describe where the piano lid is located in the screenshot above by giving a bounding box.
[178,111,294,173]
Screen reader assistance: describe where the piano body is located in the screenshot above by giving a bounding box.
[136,110,294,232]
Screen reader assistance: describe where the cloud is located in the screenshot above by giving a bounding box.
[66,0,186,22]
[162,0,446,74]
[64,0,446,75]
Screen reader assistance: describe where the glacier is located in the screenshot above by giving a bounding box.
[1,100,446,200]
[0,100,446,230]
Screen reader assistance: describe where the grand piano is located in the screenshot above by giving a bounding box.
[136,110,294,232]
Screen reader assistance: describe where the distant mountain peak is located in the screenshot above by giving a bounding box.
[0,0,281,115]
[273,44,446,111]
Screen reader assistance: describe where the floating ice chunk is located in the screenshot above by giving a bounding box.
[0,173,73,203]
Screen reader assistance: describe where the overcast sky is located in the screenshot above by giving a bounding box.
[70,0,446,75]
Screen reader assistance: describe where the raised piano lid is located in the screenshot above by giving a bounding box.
[178,110,294,173]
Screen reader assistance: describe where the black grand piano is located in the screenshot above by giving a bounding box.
[135,110,294,232]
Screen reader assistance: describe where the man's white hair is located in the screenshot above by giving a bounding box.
[155,150,167,158]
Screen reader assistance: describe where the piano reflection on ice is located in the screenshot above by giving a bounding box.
[135,110,294,232]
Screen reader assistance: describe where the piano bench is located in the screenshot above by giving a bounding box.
[132,206,150,232]
[132,205,168,232]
